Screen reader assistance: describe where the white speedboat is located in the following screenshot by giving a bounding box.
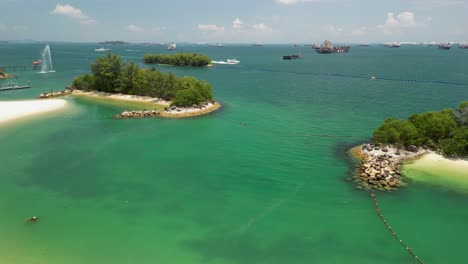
[227,59,240,64]
[95,47,111,52]
[167,42,176,50]
[211,59,240,65]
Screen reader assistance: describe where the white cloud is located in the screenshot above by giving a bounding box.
[232,18,243,29]
[126,25,144,32]
[197,24,225,31]
[377,11,417,34]
[252,23,272,32]
[51,4,95,24]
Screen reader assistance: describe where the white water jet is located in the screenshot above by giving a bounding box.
[40,44,55,73]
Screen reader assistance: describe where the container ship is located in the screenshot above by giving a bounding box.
[315,40,350,54]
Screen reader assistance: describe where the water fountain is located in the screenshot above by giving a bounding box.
[39,44,55,73]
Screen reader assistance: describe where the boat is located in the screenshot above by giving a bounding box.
[283,54,302,60]
[315,40,350,54]
[438,43,451,50]
[227,59,240,64]
[95,47,111,52]
[312,43,320,49]
[459,43,468,49]
[32,59,42,66]
[359,44,370,47]
[217,44,224,47]
[252,43,263,46]
[167,42,176,50]
[211,59,240,65]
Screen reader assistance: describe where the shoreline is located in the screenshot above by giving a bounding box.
[71,90,171,107]
[117,101,221,119]
[350,144,430,191]
[0,99,67,125]
[0,74,13,80]
[39,88,221,119]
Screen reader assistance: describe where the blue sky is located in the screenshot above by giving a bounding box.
[0,0,467,43]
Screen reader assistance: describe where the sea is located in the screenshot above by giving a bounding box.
[0,43,467,263]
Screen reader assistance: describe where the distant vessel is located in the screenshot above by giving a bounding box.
[252,43,263,46]
[226,59,240,64]
[438,43,451,50]
[359,44,370,47]
[95,47,111,52]
[211,59,240,65]
[384,42,401,48]
[312,43,320,49]
[167,42,177,50]
[283,54,302,60]
[315,40,350,54]
[32,59,42,66]
[459,43,468,49]
[217,44,224,47]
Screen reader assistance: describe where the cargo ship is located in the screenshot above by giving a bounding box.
[315,40,350,54]
[384,42,401,48]
[459,43,468,49]
[283,54,302,60]
[438,43,451,50]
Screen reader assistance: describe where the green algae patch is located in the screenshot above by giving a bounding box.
[403,153,468,194]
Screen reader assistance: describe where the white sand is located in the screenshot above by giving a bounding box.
[404,153,468,193]
[0,99,67,125]
[72,90,171,107]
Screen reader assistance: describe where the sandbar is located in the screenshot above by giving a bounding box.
[0,99,67,125]
[403,153,468,193]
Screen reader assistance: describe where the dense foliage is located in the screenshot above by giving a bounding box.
[72,54,214,106]
[0,70,5,76]
[143,53,211,67]
[372,102,468,157]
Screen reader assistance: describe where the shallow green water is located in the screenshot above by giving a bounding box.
[1,43,468,263]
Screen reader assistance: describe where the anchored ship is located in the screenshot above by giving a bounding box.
[315,40,350,54]
[167,42,177,50]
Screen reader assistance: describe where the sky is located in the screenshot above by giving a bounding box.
[0,0,467,43]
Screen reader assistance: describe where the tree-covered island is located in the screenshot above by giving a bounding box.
[372,102,468,157]
[349,102,468,191]
[143,53,211,67]
[72,54,215,107]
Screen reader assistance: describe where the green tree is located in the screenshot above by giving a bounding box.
[91,54,124,92]
[439,127,468,157]
[72,74,95,91]
[408,110,457,144]
[120,61,140,94]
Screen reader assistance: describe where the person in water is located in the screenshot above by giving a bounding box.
[27,216,38,223]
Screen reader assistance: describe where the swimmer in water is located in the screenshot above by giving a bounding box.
[27,216,38,223]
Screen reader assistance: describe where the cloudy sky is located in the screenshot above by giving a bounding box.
[0,0,467,43]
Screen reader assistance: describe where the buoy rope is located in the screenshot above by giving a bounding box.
[371,190,424,264]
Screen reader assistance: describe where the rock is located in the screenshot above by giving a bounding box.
[406,145,419,152]
[382,147,389,152]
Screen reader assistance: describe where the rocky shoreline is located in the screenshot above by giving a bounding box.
[38,88,73,99]
[0,74,13,80]
[117,100,220,119]
[351,144,429,191]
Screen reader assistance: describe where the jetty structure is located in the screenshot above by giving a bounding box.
[315,40,350,53]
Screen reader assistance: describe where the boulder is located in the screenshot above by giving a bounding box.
[406,145,419,152]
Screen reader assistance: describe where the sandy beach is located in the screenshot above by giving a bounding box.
[0,99,67,125]
[72,90,171,107]
[403,153,468,193]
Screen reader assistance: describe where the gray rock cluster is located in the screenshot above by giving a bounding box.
[39,88,73,99]
[117,110,161,118]
[358,154,404,191]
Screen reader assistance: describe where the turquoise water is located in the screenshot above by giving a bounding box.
[1,43,468,263]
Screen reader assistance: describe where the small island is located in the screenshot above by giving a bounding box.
[351,102,468,191]
[41,54,220,118]
[143,53,211,67]
[0,69,12,79]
